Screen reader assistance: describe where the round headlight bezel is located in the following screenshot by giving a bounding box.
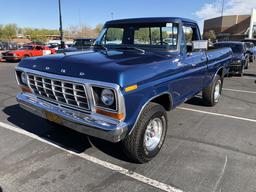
[20,72,28,85]
[101,89,115,106]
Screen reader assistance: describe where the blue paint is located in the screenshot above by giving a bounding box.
[18,17,233,134]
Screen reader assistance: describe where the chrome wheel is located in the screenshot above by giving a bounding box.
[214,79,222,102]
[144,118,163,151]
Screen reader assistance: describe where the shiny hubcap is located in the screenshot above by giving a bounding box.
[214,80,222,102]
[144,118,163,151]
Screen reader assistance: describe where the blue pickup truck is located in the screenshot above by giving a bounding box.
[15,17,232,163]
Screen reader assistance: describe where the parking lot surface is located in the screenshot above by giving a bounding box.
[0,61,256,192]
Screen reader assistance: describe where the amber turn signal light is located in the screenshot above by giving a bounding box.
[125,84,138,92]
[20,86,32,93]
[95,108,124,120]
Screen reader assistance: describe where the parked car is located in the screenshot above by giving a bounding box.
[242,39,256,46]
[15,17,232,163]
[2,44,56,62]
[47,43,60,50]
[0,42,5,50]
[243,41,256,63]
[0,41,19,51]
[214,41,249,75]
[57,38,96,53]
[0,51,4,62]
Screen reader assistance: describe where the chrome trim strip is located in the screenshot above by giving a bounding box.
[214,67,225,79]
[17,93,128,142]
[91,85,118,112]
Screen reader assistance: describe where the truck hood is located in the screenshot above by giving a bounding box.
[18,50,175,87]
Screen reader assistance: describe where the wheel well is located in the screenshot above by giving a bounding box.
[151,93,172,111]
[217,68,224,78]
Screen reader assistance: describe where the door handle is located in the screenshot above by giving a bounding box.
[192,63,197,67]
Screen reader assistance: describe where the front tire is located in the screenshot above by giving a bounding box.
[202,74,223,106]
[238,65,244,77]
[244,59,249,69]
[122,102,167,163]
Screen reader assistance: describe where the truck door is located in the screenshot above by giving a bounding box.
[179,25,208,99]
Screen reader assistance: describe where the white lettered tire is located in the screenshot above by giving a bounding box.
[122,102,167,163]
[202,75,223,106]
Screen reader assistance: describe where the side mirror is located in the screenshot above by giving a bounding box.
[192,40,209,51]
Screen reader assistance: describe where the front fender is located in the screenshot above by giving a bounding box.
[123,84,172,134]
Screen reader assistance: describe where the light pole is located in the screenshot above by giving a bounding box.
[221,0,225,17]
[58,0,65,48]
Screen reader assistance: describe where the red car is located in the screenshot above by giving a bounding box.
[2,44,56,62]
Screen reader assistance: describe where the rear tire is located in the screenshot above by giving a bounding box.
[122,102,167,163]
[202,75,223,106]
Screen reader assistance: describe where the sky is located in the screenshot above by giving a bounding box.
[0,0,255,31]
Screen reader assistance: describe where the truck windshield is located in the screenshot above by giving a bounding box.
[94,22,179,51]
[215,43,243,53]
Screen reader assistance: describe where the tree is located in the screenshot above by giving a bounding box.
[95,24,104,34]
[0,24,17,40]
[207,30,216,42]
[22,28,59,41]
[0,23,103,42]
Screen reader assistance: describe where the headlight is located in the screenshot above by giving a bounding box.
[92,86,117,111]
[101,89,114,106]
[21,72,28,85]
[233,60,241,64]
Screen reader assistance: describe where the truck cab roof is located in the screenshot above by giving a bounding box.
[105,17,197,26]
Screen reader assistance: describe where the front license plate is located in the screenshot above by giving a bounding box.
[45,111,63,124]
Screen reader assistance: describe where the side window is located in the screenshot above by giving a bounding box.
[183,26,193,45]
[183,26,199,53]
[35,46,42,50]
[162,25,178,47]
[105,28,124,45]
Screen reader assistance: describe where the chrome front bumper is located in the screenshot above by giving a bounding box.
[16,93,128,142]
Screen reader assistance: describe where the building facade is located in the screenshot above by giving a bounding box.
[203,9,256,41]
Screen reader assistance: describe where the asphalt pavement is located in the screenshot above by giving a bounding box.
[0,61,255,192]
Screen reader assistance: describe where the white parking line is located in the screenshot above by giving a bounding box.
[177,107,256,123]
[231,76,255,80]
[0,122,183,192]
[213,156,227,192]
[223,88,256,94]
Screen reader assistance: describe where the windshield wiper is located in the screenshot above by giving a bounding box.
[114,46,145,54]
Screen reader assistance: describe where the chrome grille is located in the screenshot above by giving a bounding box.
[28,74,90,110]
